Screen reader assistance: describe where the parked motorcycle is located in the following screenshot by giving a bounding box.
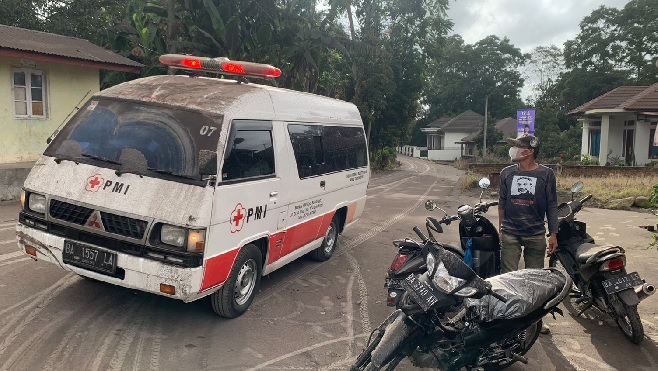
[549,181,656,344]
[353,224,573,371]
[384,177,499,308]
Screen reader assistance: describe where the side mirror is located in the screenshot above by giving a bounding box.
[425,200,438,211]
[427,217,443,234]
[571,181,584,193]
[199,150,218,176]
[478,178,491,189]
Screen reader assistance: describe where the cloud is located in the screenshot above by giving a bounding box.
[446,0,629,52]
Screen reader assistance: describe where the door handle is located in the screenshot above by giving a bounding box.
[320,180,326,188]
[270,191,278,197]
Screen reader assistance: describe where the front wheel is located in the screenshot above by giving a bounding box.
[611,295,644,344]
[210,244,262,318]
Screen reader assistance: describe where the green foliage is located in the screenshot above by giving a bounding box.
[650,184,658,207]
[370,147,400,171]
[580,154,598,165]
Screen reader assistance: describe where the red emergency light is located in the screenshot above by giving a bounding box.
[159,54,282,79]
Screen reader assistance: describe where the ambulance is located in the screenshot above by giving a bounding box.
[16,54,369,318]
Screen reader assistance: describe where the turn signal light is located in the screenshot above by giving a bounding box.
[160,284,176,295]
[25,246,37,257]
[390,254,409,272]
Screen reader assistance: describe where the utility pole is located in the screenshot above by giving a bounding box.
[483,95,488,157]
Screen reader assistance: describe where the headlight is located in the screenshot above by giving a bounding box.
[431,261,467,293]
[28,193,46,214]
[160,224,206,252]
[161,225,186,247]
[426,253,436,275]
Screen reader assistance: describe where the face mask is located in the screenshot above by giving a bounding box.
[509,147,525,161]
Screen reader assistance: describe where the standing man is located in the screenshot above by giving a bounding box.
[498,134,558,334]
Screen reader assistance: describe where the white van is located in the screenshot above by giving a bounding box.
[16,54,369,318]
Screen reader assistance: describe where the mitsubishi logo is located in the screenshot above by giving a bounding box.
[87,211,104,230]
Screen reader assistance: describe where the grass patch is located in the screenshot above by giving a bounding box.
[558,175,658,203]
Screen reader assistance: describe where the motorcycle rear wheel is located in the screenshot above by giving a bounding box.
[610,295,644,344]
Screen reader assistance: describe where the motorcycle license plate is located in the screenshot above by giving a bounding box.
[602,272,643,294]
[384,278,403,289]
[401,275,439,311]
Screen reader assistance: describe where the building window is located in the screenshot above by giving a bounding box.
[650,129,658,159]
[12,68,47,118]
[589,130,601,156]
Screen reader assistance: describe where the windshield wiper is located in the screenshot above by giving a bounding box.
[53,155,79,165]
[81,153,122,165]
[148,168,197,180]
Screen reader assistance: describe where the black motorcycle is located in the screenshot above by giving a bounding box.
[384,177,498,308]
[549,181,656,344]
[353,224,573,371]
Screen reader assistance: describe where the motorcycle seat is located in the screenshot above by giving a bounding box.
[575,243,623,264]
[443,243,464,257]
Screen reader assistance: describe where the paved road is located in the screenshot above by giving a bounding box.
[0,156,657,370]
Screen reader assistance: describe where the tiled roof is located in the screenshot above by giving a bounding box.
[460,130,481,142]
[427,116,451,128]
[0,24,142,70]
[567,84,658,115]
[494,117,517,138]
[439,110,484,132]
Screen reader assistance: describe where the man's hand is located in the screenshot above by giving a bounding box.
[547,233,558,255]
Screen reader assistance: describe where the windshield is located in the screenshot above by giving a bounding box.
[44,99,222,183]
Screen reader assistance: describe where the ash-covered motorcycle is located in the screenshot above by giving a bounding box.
[353,224,572,371]
[384,178,500,308]
[549,181,655,344]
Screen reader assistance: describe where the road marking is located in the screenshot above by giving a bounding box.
[0,251,24,262]
[1,238,16,245]
[0,221,17,228]
[0,258,31,267]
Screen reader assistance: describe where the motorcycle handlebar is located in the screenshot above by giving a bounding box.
[581,194,593,203]
[413,226,428,242]
[489,290,508,303]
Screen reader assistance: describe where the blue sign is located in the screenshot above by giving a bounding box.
[516,109,536,137]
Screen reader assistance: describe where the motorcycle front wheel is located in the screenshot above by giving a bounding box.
[610,294,644,344]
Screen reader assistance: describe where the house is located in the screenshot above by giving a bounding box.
[0,24,142,199]
[568,83,658,166]
[494,117,517,139]
[420,110,484,160]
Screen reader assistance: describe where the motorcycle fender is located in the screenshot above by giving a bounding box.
[371,312,413,367]
[617,288,640,306]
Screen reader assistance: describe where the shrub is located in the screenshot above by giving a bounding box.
[370,147,400,171]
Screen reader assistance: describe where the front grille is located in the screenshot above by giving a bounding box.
[50,200,93,225]
[101,212,147,239]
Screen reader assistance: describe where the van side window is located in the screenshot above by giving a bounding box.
[222,120,275,182]
[288,124,367,178]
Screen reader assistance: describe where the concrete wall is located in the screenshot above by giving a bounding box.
[397,146,426,157]
[0,56,99,164]
[469,163,658,178]
[0,163,33,201]
[427,148,461,161]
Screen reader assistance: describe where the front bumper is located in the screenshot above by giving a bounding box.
[16,223,206,302]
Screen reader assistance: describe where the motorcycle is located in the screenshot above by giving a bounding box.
[549,181,656,344]
[353,224,573,371]
[384,177,499,308]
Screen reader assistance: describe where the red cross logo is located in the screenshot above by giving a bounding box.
[85,174,104,192]
[230,203,246,233]
[86,211,104,230]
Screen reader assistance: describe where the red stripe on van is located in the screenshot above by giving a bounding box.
[346,202,357,224]
[200,248,240,291]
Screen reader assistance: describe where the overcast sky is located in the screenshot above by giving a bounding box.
[446,0,629,52]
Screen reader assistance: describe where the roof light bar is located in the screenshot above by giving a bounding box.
[159,54,281,79]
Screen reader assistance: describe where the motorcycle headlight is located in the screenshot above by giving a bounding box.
[426,252,436,275]
[431,261,467,293]
[28,193,46,214]
[161,225,187,248]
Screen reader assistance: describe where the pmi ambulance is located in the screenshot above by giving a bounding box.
[16,54,369,318]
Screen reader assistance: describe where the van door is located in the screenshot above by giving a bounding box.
[210,120,285,264]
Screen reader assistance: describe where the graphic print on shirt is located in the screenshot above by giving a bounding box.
[510,175,536,205]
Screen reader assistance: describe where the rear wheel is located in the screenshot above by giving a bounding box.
[310,217,339,261]
[610,295,644,344]
[210,244,262,318]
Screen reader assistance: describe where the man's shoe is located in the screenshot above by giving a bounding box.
[540,323,550,334]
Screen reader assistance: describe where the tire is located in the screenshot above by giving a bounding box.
[611,295,644,344]
[310,217,339,262]
[210,244,262,318]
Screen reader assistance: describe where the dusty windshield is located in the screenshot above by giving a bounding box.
[45,99,222,183]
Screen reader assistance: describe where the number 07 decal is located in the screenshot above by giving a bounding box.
[200,126,218,136]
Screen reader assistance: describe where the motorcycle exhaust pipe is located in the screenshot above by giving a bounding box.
[635,283,656,302]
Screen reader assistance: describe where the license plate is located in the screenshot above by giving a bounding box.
[384,278,403,289]
[401,275,439,311]
[602,272,643,294]
[62,240,117,275]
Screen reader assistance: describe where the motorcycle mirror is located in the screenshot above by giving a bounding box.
[426,217,444,234]
[478,178,491,189]
[425,200,438,211]
[571,181,584,193]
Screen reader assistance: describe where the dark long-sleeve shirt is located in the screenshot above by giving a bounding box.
[498,164,558,236]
